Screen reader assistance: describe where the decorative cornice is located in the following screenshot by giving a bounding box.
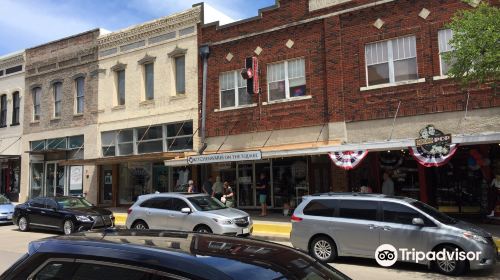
[0,53,25,70]
[111,62,127,72]
[167,46,188,58]
[138,54,157,65]
[97,6,201,50]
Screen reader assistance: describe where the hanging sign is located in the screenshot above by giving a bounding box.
[328,150,369,170]
[187,151,262,165]
[410,125,457,167]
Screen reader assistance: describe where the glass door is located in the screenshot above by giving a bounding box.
[101,166,113,204]
[237,163,254,207]
[45,162,66,197]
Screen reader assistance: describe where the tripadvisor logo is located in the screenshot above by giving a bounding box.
[375,244,482,267]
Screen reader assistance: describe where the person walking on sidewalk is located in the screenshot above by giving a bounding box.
[212,176,224,201]
[381,172,394,196]
[256,173,269,216]
[222,181,235,208]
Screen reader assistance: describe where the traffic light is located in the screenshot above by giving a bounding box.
[240,56,259,94]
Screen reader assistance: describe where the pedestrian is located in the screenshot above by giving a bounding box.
[202,176,213,195]
[381,172,394,196]
[187,180,197,193]
[212,176,224,201]
[487,174,500,217]
[360,179,372,193]
[256,173,269,216]
[222,181,235,208]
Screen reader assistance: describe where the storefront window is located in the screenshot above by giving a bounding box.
[30,163,44,198]
[238,163,254,207]
[172,167,191,192]
[69,166,83,196]
[272,158,308,208]
[152,163,169,193]
[119,162,152,204]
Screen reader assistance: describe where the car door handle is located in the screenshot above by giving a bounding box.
[368,224,379,230]
[383,226,392,231]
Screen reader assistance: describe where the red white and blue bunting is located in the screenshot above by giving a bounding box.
[409,144,458,167]
[328,150,369,170]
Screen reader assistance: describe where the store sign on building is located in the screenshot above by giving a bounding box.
[187,151,262,165]
[410,125,457,167]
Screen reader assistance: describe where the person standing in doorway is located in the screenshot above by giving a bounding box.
[187,180,197,193]
[256,173,269,216]
[202,176,213,195]
[222,181,235,208]
[381,172,394,196]
[212,176,224,201]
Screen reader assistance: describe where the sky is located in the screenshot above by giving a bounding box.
[0,0,276,55]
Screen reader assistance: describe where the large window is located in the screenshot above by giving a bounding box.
[53,82,62,118]
[101,121,194,157]
[365,35,417,86]
[219,70,251,108]
[116,70,125,105]
[438,29,455,76]
[0,94,6,127]
[11,91,20,125]
[32,87,41,121]
[339,200,378,221]
[144,63,154,100]
[267,58,306,102]
[75,77,85,114]
[175,56,185,94]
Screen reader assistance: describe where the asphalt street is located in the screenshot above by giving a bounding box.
[0,224,499,280]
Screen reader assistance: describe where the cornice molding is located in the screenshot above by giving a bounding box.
[138,54,157,65]
[97,6,201,50]
[167,46,188,58]
[0,53,25,70]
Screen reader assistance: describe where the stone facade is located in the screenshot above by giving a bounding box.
[20,29,101,202]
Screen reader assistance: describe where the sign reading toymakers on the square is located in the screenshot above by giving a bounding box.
[187,151,262,165]
[410,125,457,167]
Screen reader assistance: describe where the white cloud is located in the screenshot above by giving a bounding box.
[203,3,236,25]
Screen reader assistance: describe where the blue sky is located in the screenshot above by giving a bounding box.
[0,0,275,55]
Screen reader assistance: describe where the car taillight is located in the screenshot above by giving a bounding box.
[291,214,303,222]
[127,208,132,214]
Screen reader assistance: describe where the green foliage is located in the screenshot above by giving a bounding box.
[444,2,499,88]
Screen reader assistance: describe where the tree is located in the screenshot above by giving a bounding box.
[444,1,499,89]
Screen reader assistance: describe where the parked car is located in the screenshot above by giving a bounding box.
[290,193,498,276]
[0,229,350,280]
[126,193,253,236]
[13,196,114,235]
[0,194,14,224]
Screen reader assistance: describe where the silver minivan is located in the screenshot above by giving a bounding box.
[126,193,253,236]
[290,193,497,276]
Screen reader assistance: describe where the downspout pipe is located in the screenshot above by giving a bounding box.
[198,44,210,154]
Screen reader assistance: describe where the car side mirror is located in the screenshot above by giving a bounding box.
[181,207,192,214]
[412,217,424,226]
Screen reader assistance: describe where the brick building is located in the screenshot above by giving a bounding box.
[21,30,102,203]
[165,0,500,212]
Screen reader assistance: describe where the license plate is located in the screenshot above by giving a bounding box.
[243,228,250,234]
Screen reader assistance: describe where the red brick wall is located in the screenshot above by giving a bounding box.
[200,0,499,138]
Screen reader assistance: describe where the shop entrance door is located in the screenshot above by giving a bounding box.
[45,162,66,197]
[236,161,272,209]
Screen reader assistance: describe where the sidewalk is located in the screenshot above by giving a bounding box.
[109,208,500,249]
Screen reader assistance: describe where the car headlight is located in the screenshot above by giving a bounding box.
[213,218,233,225]
[76,215,92,222]
[463,232,488,244]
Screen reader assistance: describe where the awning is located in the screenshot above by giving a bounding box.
[59,152,186,166]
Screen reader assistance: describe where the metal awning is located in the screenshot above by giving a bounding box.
[59,152,186,166]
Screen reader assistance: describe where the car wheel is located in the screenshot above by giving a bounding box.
[132,220,149,230]
[310,236,337,263]
[63,220,75,235]
[195,225,212,233]
[434,245,467,276]
[18,216,30,232]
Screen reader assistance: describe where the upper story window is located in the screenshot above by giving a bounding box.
[0,94,6,127]
[365,35,417,86]
[5,65,22,75]
[32,87,41,121]
[144,63,154,100]
[219,70,251,108]
[116,70,126,105]
[267,58,306,102]
[175,56,185,95]
[438,29,455,76]
[75,77,85,114]
[11,91,20,125]
[53,82,62,118]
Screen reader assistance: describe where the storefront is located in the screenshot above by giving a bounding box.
[0,156,20,202]
[28,135,85,198]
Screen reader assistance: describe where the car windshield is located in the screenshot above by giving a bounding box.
[0,194,10,204]
[410,201,457,225]
[55,197,93,209]
[188,196,227,211]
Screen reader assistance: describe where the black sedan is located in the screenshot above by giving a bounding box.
[13,196,114,235]
[0,229,351,280]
